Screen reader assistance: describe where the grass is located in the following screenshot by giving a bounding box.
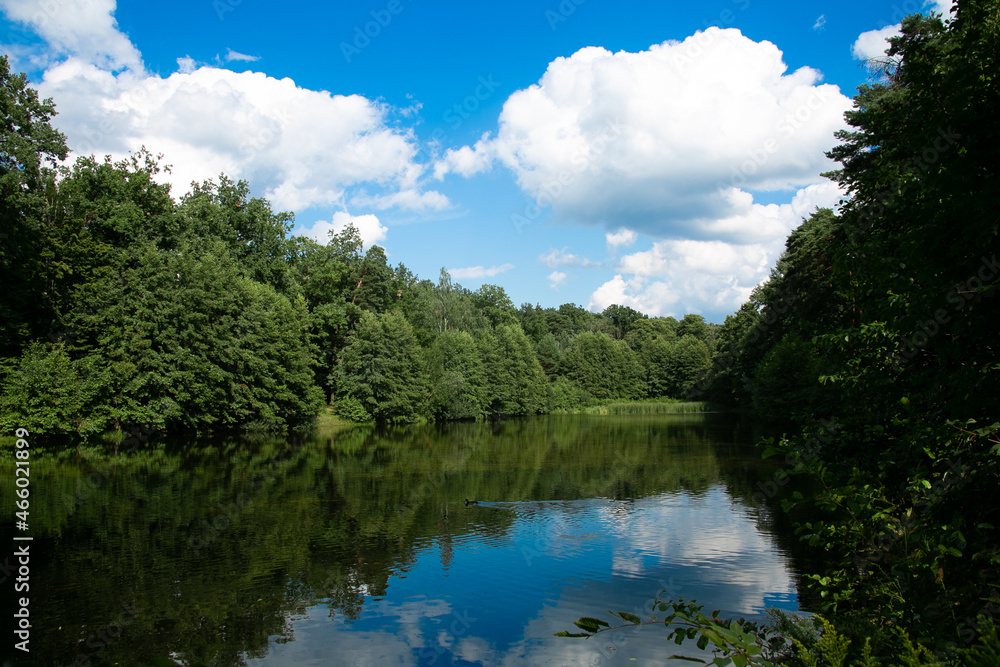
[582,399,720,415]
[313,406,358,432]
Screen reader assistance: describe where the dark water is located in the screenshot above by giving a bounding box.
[1,414,813,666]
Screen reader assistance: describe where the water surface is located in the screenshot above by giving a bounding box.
[2,414,810,666]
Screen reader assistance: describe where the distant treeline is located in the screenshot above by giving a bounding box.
[0,55,725,436]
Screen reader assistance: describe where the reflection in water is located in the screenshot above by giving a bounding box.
[0,414,811,666]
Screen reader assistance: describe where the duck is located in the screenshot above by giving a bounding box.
[464,498,479,506]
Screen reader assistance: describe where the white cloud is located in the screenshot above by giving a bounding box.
[448,263,515,280]
[433,135,495,179]
[538,247,602,269]
[928,0,956,16]
[813,15,827,31]
[438,29,851,242]
[303,211,388,248]
[547,271,568,289]
[0,0,142,71]
[35,60,444,212]
[588,182,843,318]
[3,1,446,216]
[852,1,955,62]
[351,188,451,213]
[606,228,638,250]
[852,24,902,61]
[224,49,259,62]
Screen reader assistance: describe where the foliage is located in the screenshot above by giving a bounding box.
[557,595,782,666]
[426,329,487,421]
[0,54,69,357]
[335,310,428,424]
[477,324,548,418]
[738,2,1000,659]
[563,330,645,400]
[560,595,1000,667]
[1,56,730,437]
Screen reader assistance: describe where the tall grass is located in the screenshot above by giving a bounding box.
[582,399,720,415]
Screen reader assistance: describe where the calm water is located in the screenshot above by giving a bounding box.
[2,414,813,666]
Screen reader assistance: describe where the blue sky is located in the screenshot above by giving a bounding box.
[1,0,952,322]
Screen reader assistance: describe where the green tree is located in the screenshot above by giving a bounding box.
[676,313,714,351]
[761,3,1000,656]
[562,331,645,400]
[180,176,294,289]
[0,55,69,357]
[472,283,517,329]
[426,329,487,421]
[602,304,647,339]
[663,335,711,398]
[477,324,547,417]
[335,310,428,424]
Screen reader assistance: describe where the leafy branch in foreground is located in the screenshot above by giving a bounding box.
[557,592,1000,666]
[555,595,781,666]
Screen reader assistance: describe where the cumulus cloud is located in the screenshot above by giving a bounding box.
[432,135,495,179]
[852,25,902,61]
[303,211,388,248]
[2,1,446,216]
[436,28,851,242]
[448,263,515,280]
[35,60,444,212]
[0,0,142,71]
[538,247,603,269]
[547,271,568,289]
[588,181,842,317]
[606,228,638,250]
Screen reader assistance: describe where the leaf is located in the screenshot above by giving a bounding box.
[665,655,709,663]
[609,610,643,625]
[573,617,610,632]
[553,631,591,638]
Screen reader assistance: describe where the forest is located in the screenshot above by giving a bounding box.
[1,0,999,662]
[0,51,718,436]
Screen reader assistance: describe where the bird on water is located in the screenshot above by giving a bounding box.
[464,498,479,506]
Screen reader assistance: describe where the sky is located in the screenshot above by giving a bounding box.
[1,0,954,323]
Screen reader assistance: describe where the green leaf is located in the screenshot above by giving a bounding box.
[573,617,610,632]
[609,610,643,625]
[554,631,591,638]
[665,655,709,663]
